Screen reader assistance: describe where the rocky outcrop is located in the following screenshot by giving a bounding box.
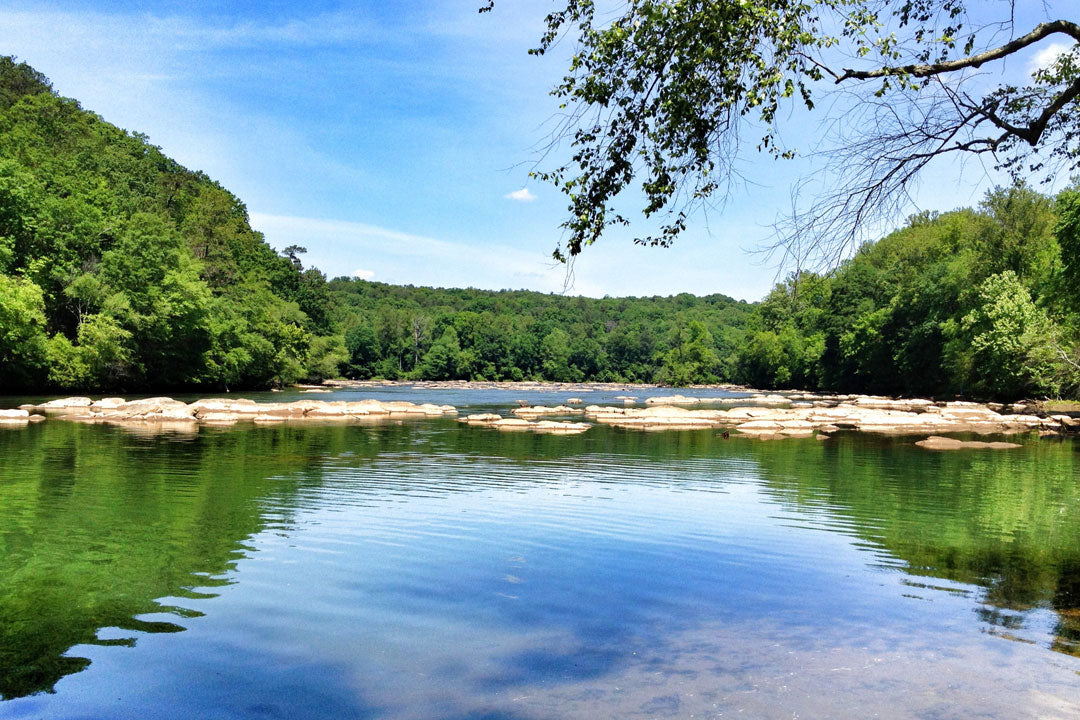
[644,393,791,407]
[459,413,590,434]
[16,397,458,427]
[584,397,1064,437]
[511,405,584,418]
[0,409,45,425]
[10,391,1072,443]
[31,397,93,409]
[533,420,591,434]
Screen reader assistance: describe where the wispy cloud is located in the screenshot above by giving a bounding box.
[143,11,390,50]
[249,212,569,292]
[352,268,375,279]
[1029,42,1071,74]
[504,187,536,202]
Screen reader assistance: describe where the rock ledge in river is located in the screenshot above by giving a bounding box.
[18,396,458,427]
[915,436,1022,451]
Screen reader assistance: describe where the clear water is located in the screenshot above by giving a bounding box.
[0,391,1078,719]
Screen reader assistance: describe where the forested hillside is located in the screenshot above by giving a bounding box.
[0,57,343,391]
[2,56,1078,400]
[330,281,752,383]
[736,185,1080,400]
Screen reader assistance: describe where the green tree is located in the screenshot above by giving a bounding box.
[661,320,720,386]
[975,185,1060,294]
[418,326,462,380]
[1055,188,1080,314]
[0,57,51,111]
[513,2,1080,263]
[540,328,579,382]
[0,58,321,392]
[954,271,1064,398]
[0,274,47,386]
[73,314,134,387]
[344,324,380,379]
[304,334,347,382]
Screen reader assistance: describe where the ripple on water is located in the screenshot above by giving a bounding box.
[0,420,1077,718]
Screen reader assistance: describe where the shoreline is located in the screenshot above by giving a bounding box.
[3,385,1076,446]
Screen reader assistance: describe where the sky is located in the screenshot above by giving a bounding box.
[0,1,1072,300]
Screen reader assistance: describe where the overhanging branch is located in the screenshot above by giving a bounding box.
[836,19,1080,82]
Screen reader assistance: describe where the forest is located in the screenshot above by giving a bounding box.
[1,57,1078,400]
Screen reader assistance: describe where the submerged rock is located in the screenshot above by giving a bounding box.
[915,436,1022,451]
[459,413,503,424]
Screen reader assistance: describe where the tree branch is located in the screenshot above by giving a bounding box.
[837,19,1080,82]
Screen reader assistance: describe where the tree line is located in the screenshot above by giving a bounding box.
[1,57,1078,400]
[331,183,1080,400]
[737,184,1080,400]
[332,280,751,384]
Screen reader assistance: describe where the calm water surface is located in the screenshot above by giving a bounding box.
[0,391,1078,719]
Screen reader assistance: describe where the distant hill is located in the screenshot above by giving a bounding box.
[327,278,754,383]
[0,56,759,392]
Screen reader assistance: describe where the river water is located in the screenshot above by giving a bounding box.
[0,388,1077,719]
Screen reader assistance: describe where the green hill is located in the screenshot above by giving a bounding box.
[0,57,339,392]
[328,279,753,383]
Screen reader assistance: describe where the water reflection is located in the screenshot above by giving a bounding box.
[0,418,1077,718]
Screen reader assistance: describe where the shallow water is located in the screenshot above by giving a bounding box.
[0,393,1078,719]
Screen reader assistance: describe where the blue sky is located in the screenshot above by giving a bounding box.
[0,1,1072,300]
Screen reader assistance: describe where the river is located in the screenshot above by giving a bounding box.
[0,387,1077,718]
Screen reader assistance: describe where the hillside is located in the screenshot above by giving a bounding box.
[328,279,753,383]
[0,57,341,391]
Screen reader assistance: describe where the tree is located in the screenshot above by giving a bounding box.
[0,57,51,111]
[281,245,307,270]
[952,271,1063,398]
[661,320,720,385]
[0,274,48,386]
[540,327,579,382]
[1055,187,1080,313]
[418,326,462,380]
[345,324,380,379]
[510,1,1080,266]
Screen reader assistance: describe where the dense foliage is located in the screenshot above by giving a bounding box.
[0,57,343,391]
[331,280,751,384]
[2,57,1078,399]
[330,184,1080,399]
[736,184,1080,400]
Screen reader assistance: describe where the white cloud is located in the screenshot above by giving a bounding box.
[248,212,571,293]
[352,269,375,279]
[504,187,536,202]
[1029,42,1070,74]
[245,212,781,301]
